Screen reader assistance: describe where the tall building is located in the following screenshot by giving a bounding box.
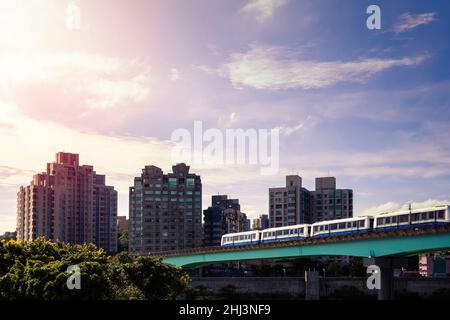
[117,216,128,233]
[203,195,248,247]
[311,177,353,221]
[269,175,313,227]
[269,175,352,227]
[16,152,118,253]
[129,163,202,253]
[252,214,269,230]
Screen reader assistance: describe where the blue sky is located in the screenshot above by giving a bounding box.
[0,0,450,232]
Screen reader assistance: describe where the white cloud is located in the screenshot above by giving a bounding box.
[276,116,319,136]
[363,199,450,216]
[169,68,180,81]
[240,0,288,23]
[223,43,426,90]
[0,51,152,111]
[218,112,238,128]
[394,12,437,33]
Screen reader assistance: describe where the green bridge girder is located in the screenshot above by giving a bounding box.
[162,232,450,268]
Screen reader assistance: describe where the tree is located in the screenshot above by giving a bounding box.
[117,231,129,252]
[106,253,189,300]
[0,238,109,300]
[0,238,190,300]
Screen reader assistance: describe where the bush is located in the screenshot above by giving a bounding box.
[0,238,189,300]
[326,285,376,300]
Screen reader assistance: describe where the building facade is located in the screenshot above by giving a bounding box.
[203,195,248,247]
[117,216,128,233]
[252,214,270,230]
[269,175,352,227]
[311,177,353,222]
[16,152,118,253]
[129,163,202,253]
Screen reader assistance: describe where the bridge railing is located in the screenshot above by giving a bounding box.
[146,224,450,258]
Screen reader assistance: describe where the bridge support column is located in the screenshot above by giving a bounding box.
[363,257,408,300]
[305,271,320,300]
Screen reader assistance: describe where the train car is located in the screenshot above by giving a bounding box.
[311,216,373,237]
[260,224,310,243]
[374,205,450,231]
[221,230,261,247]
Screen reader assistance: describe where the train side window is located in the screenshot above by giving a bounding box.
[398,215,408,223]
[392,216,397,223]
[324,225,329,230]
[377,218,383,226]
[438,210,445,219]
[428,212,434,219]
[352,221,357,228]
[385,217,391,224]
[359,221,365,228]
[347,222,352,228]
[339,223,346,229]
[421,213,427,220]
[300,228,303,233]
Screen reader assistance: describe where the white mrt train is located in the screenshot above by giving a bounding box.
[221,205,450,247]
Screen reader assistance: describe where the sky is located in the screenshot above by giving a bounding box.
[1,0,450,233]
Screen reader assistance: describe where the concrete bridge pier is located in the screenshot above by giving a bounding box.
[363,257,408,300]
[305,271,320,300]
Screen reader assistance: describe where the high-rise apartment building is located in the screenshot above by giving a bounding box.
[269,176,313,227]
[129,163,202,253]
[311,177,353,221]
[252,214,269,230]
[203,195,248,247]
[269,175,352,227]
[16,152,118,253]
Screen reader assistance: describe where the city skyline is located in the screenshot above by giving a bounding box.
[1,0,450,233]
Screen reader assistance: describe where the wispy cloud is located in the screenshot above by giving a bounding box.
[363,199,450,216]
[0,51,152,111]
[394,12,437,34]
[222,43,426,90]
[276,116,319,136]
[239,0,288,23]
[169,68,180,81]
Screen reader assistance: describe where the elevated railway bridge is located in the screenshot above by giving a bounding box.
[148,225,450,299]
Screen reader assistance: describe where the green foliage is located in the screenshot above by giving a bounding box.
[326,285,376,300]
[349,257,366,277]
[117,231,129,253]
[107,253,189,300]
[0,238,189,300]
